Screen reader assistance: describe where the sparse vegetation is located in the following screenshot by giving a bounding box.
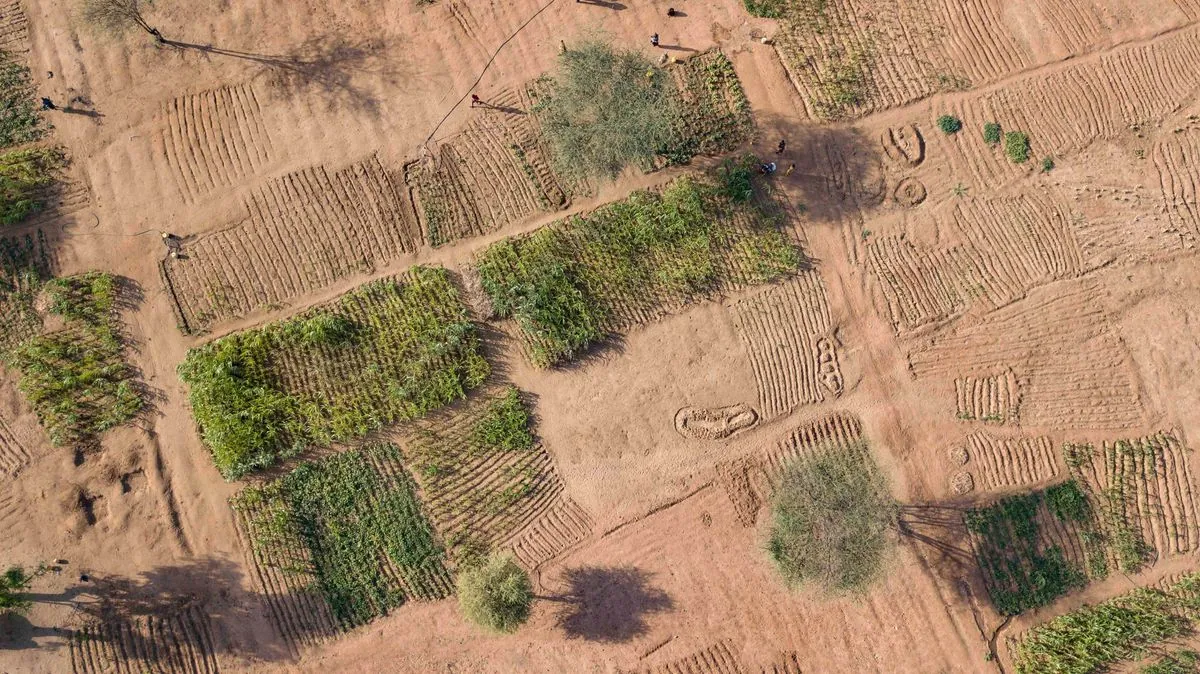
[983,122,1002,145]
[1012,573,1200,674]
[0,55,44,149]
[1143,651,1200,674]
[471,386,533,451]
[0,147,65,226]
[7,272,142,445]
[179,266,490,478]
[457,553,533,633]
[767,441,896,593]
[937,115,963,134]
[232,443,451,629]
[716,155,756,203]
[475,175,800,367]
[0,231,53,354]
[1005,131,1031,163]
[813,48,871,120]
[1041,156,1055,173]
[1045,480,1091,523]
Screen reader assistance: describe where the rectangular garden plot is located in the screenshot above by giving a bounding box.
[179,266,489,478]
[232,443,452,649]
[397,386,592,570]
[474,175,801,367]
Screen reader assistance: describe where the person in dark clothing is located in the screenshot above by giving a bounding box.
[40,97,56,111]
[777,139,787,154]
[470,94,481,107]
[667,7,677,15]
[650,33,660,47]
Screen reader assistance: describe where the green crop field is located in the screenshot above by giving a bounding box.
[5,272,142,445]
[179,266,490,478]
[475,174,800,367]
[232,443,453,630]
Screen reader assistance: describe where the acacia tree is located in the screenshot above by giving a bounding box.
[456,554,533,633]
[79,0,164,42]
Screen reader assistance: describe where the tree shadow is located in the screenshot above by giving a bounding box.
[574,0,627,9]
[897,503,975,565]
[554,565,673,642]
[160,34,406,114]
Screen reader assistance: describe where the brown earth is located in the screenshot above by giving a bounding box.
[2,0,1200,672]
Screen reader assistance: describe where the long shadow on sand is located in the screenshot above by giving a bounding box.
[554,565,673,642]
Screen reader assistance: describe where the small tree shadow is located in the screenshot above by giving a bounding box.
[554,566,673,642]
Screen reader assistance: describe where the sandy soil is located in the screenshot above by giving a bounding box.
[2,0,1199,671]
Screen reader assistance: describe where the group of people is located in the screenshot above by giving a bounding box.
[761,140,795,176]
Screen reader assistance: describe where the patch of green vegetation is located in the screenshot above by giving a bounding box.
[1013,574,1200,674]
[1046,480,1091,523]
[1143,650,1200,674]
[475,175,800,367]
[457,553,532,633]
[471,386,533,451]
[233,443,450,629]
[179,266,490,478]
[1005,131,1031,164]
[716,155,756,203]
[0,566,34,615]
[937,115,963,134]
[983,122,1002,145]
[0,230,53,353]
[0,53,44,149]
[767,441,896,593]
[0,147,65,226]
[1041,156,1055,173]
[965,490,1088,615]
[7,272,142,445]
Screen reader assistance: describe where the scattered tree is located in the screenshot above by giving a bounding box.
[79,0,163,42]
[767,444,897,593]
[0,566,34,615]
[983,122,1002,145]
[457,553,533,633]
[937,114,963,134]
[1004,131,1031,164]
[533,40,676,181]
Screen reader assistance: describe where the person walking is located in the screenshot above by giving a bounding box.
[785,163,796,176]
[776,139,787,154]
[470,94,482,108]
[40,97,56,111]
[667,7,677,16]
[650,33,660,47]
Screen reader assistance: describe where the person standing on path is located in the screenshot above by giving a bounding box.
[40,97,56,111]
[650,33,660,47]
[470,94,482,108]
[777,139,787,154]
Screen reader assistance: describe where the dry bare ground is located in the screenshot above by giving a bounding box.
[1,0,1200,672]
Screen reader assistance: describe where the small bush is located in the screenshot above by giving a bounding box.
[1041,156,1055,173]
[937,115,963,134]
[983,122,1002,145]
[0,566,32,615]
[1005,131,1031,163]
[457,554,533,633]
[716,157,755,203]
[1046,480,1091,523]
[767,443,896,593]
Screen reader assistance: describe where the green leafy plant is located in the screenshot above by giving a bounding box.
[179,267,490,478]
[767,441,896,593]
[983,122,1002,145]
[457,553,533,633]
[1046,480,1091,523]
[1143,650,1200,674]
[1005,131,1031,163]
[1041,156,1055,173]
[472,386,533,451]
[937,115,963,134]
[0,55,44,149]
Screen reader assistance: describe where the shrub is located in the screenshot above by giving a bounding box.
[1041,156,1055,173]
[457,554,533,633]
[0,566,32,615]
[1005,131,1031,163]
[983,122,1002,145]
[716,157,756,203]
[767,442,896,593]
[1046,480,1091,523]
[534,41,676,180]
[937,115,963,134]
